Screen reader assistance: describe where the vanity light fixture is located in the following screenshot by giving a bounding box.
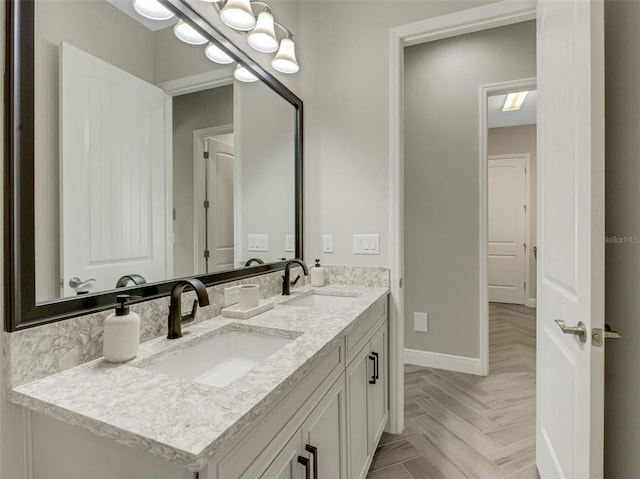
[247,10,278,53]
[272,35,299,74]
[132,0,175,21]
[174,20,208,45]
[220,0,256,31]
[205,43,235,64]
[503,91,529,112]
[234,64,259,82]
[208,0,300,74]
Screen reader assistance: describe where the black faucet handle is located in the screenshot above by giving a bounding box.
[289,274,301,287]
[182,299,198,324]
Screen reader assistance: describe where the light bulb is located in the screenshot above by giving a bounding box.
[234,65,258,83]
[174,20,208,45]
[248,11,278,53]
[272,37,299,74]
[132,0,174,21]
[220,0,256,31]
[205,43,234,64]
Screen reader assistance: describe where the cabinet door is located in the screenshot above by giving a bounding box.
[303,375,347,479]
[260,430,305,479]
[368,322,388,451]
[346,345,372,479]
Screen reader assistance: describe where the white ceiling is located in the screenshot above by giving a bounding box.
[105,0,177,31]
[488,90,537,128]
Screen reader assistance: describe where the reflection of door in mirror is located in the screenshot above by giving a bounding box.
[193,129,235,274]
[60,43,172,297]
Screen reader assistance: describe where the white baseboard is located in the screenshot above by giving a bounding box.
[404,348,483,375]
[525,298,537,308]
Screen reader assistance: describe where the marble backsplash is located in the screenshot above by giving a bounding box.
[4,265,388,388]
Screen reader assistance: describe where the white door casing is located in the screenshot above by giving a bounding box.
[536,1,605,478]
[488,155,527,305]
[60,42,170,296]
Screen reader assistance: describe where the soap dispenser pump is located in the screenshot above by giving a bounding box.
[311,259,325,287]
[103,294,141,363]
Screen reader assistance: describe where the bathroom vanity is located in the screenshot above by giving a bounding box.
[9,285,389,478]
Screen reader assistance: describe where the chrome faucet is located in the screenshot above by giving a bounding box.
[168,278,210,339]
[282,259,309,295]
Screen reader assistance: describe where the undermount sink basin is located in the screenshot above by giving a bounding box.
[141,325,299,388]
[284,292,358,310]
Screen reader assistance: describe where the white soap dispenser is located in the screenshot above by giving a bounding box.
[103,295,141,363]
[311,259,326,287]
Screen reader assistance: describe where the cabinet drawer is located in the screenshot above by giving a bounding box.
[214,344,343,479]
[346,296,387,363]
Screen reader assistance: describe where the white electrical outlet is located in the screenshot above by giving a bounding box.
[323,235,333,253]
[414,312,429,332]
[353,234,380,255]
[285,235,295,252]
[248,234,269,252]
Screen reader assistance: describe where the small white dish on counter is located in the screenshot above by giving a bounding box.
[221,299,274,319]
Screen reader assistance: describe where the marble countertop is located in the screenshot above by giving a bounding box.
[8,284,388,472]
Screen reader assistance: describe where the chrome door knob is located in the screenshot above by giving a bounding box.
[555,319,587,343]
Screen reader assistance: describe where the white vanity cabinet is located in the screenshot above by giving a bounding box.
[346,319,389,479]
[205,295,388,479]
[259,377,347,479]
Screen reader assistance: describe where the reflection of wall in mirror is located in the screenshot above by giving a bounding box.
[236,81,296,266]
[33,0,234,301]
[172,87,233,278]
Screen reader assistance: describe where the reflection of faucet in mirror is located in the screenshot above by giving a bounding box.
[115,274,147,288]
[168,279,210,339]
[244,258,265,267]
[282,259,309,296]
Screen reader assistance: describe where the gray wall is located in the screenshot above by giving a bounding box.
[172,86,234,277]
[297,1,493,265]
[236,81,296,264]
[603,1,640,477]
[488,124,537,302]
[403,21,536,357]
[34,1,155,301]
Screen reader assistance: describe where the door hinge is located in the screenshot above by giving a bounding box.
[203,151,209,159]
[524,204,527,213]
[399,278,403,288]
[204,250,210,259]
[524,281,527,290]
[523,243,527,252]
[203,200,209,209]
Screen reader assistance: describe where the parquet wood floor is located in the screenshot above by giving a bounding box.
[368,303,539,479]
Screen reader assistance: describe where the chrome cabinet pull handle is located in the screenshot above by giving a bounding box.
[555,319,587,343]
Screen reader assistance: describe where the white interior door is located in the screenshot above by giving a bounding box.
[488,155,527,305]
[536,1,605,477]
[205,137,235,272]
[61,42,170,296]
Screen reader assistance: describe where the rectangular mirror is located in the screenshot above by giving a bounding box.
[5,0,303,330]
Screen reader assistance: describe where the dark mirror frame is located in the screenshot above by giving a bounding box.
[4,0,304,332]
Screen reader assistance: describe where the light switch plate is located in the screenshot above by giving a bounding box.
[248,234,269,252]
[323,235,333,253]
[353,234,380,255]
[285,235,295,252]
